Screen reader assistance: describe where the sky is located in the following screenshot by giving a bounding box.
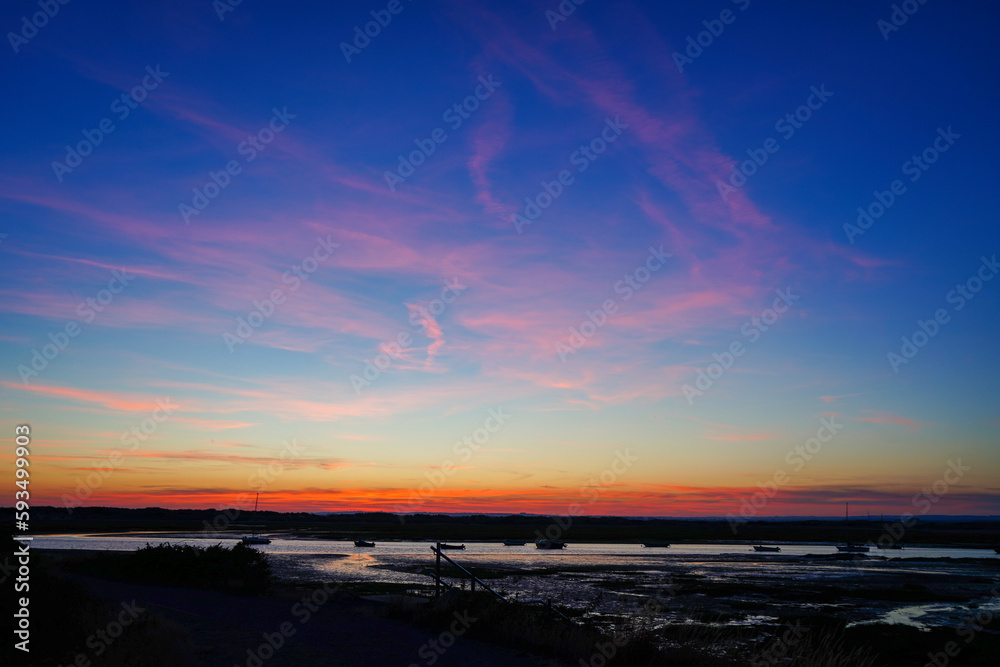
[1,0,998,518]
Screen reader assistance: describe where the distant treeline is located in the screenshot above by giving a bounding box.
[5,506,999,546]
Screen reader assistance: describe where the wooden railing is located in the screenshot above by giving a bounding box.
[428,543,575,623]
[430,543,508,603]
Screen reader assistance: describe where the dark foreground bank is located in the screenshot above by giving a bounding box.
[5,543,999,666]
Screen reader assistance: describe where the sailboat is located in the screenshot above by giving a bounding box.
[752,544,781,552]
[241,493,271,545]
[535,538,567,549]
[835,502,869,553]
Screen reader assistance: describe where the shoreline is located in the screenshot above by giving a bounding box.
[9,507,999,548]
[28,533,1000,554]
[21,539,1000,666]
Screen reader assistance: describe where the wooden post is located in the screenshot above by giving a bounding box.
[435,542,441,597]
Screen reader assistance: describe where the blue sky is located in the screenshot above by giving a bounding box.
[0,0,997,515]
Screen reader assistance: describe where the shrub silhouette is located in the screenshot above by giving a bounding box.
[109,542,272,595]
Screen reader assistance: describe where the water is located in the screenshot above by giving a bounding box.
[31,533,999,560]
[35,534,1000,631]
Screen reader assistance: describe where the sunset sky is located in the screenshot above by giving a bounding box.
[1,0,998,518]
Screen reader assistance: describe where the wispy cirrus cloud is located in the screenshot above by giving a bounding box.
[1,382,175,413]
[853,411,933,434]
[820,393,863,404]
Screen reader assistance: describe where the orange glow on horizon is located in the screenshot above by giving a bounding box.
[28,484,998,518]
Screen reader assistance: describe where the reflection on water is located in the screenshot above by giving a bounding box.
[848,598,1000,630]
[33,534,998,559]
[35,534,1000,630]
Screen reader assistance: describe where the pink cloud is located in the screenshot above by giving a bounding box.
[468,93,515,217]
[853,411,933,434]
[820,393,863,404]
[1,382,175,413]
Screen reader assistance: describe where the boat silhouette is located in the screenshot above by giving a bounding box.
[835,502,869,553]
[241,493,271,545]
